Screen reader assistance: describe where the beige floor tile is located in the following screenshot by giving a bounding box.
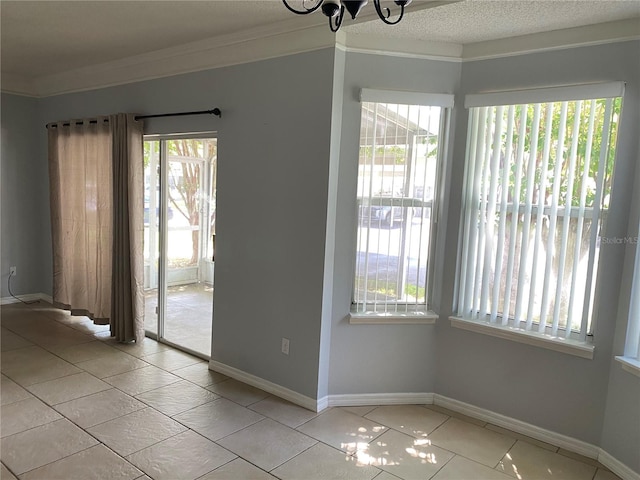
[432,455,513,480]
[594,468,622,480]
[1,463,18,480]
[1,375,32,406]
[76,351,149,378]
[426,404,488,427]
[173,398,264,441]
[87,407,187,456]
[134,379,219,416]
[103,365,181,395]
[428,418,516,467]
[497,440,597,480]
[0,419,98,475]
[49,341,122,364]
[200,458,276,479]
[141,349,203,371]
[218,418,317,471]
[54,388,147,428]
[1,345,52,372]
[127,430,236,480]
[558,448,608,468]
[1,397,62,437]
[485,423,558,452]
[171,362,228,387]
[340,406,378,416]
[249,396,319,428]
[110,338,171,358]
[20,444,142,480]
[15,321,94,349]
[369,472,402,480]
[66,319,111,335]
[365,405,449,438]
[354,428,455,480]
[206,378,270,406]
[93,330,115,341]
[272,442,380,480]
[297,408,387,454]
[1,346,82,386]
[1,328,33,351]
[26,372,111,405]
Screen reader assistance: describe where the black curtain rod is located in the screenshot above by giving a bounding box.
[46,108,221,128]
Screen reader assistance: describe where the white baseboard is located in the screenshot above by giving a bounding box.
[433,395,638,480]
[322,391,637,480]
[327,392,434,407]
[1,293,52,305]
[598,449,640,480]
[433,394,599,458]
[203,363,637,479]
[207,359,320,412]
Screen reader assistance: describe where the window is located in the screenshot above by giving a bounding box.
[454,83,623,348]
[617,216,640,375]
[351,90,452,321]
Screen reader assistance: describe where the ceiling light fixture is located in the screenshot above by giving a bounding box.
[282,0,412,33]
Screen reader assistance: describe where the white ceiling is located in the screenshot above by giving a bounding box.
[1,0,639,96]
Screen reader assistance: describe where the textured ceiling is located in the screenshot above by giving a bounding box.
[1,0,639,81]
[344,0,640,43]
[0,1,310,78]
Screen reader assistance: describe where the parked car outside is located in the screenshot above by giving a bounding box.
[359,198,405,226]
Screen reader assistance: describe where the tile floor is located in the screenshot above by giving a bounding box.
[1,302,621,480]
[144,283,213,357]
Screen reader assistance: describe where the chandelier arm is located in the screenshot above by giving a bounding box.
[329,4,345,32]
[372,0,406,25]
[282,0,324,15]
[329,4,344,33]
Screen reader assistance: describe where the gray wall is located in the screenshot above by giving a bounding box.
[2,38,638,466]
[33,48,337,399]
[435,41,640,445]
[1,93,48,297]
[327,53,461,395]
[600,133,640,472]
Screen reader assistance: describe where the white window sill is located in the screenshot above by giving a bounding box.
[350,311,438,325]
[615,356,640,378]
[449,316,595,359]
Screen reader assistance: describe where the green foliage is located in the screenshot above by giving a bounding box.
[495,97,620,208]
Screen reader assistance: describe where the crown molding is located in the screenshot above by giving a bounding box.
[24,22,336,98]
[3,15,638,98]
[1,73,38,97]
[462,18,640,61]
[339,33,463,61]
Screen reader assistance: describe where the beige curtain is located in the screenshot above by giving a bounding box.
[110,113,144,342]
[48,114,144,342]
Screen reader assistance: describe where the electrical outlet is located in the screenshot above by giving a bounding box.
[9,266,16,276]
[281,337,290,355]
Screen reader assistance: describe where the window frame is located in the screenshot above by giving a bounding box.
[349,90,453,324]
[615,154,640,376]
[451,82,625,356]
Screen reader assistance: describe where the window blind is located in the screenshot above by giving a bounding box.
[456,94,621,340]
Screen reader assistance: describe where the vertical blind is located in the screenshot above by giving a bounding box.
[457,85,623,340]
[353,98,447,314]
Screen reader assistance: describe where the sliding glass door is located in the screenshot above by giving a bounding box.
[143,135,217,357]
